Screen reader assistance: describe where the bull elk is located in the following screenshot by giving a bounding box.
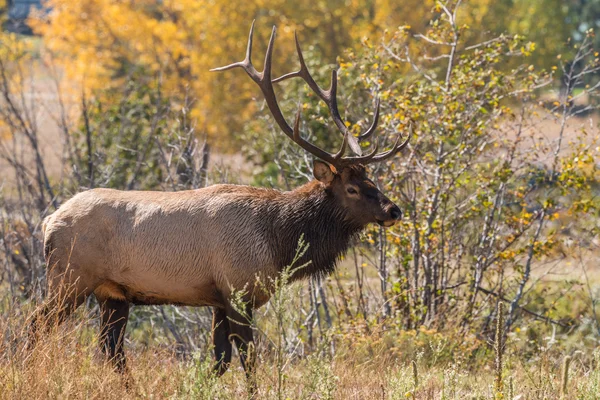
[33,22,410,390]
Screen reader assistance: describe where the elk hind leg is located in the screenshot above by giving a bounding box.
[28,265,94,349]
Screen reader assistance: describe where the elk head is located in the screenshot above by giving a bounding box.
[212,22,410,228]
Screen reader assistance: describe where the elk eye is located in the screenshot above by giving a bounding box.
[346,187,358,195]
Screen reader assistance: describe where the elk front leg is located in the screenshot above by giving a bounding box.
[99,298,130,373]
[226,303,256,396]
[212,307,232,376]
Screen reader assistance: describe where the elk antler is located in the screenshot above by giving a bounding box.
[211,21,410,168]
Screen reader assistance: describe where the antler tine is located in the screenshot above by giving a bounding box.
[333,132,349,161]
[271,32,306,84]
[210,20,260,82]
[358,98,380,141]
[292,105,349,164]
[271,32,320,89]
[367,123,412,164]
[325,69,362,154]
[262,25,276,81]
[339,140,380,165]
[245,20,255,66]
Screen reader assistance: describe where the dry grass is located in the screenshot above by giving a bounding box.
[1,302,600,400]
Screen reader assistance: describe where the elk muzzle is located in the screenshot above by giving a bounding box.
[377,203,402,227]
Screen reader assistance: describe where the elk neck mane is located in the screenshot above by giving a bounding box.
[267,180,364,281]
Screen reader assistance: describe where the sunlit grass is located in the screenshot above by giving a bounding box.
[2,299,600,399]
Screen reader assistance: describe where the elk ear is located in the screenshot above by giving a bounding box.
[313,160,335,184]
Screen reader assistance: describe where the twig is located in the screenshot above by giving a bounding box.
[478,286,568,328]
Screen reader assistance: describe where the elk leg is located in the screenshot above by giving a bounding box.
[226,303,256,395]
[99,298,130,373]
[28,296,85,350]
[28,268,93,349]
[212,307,232,376]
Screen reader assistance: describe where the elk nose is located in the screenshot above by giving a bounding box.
[390,205,402,220]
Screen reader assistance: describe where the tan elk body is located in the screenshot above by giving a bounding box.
[42,178,373,309]
[43,185,284,309]
[33,22,410,393]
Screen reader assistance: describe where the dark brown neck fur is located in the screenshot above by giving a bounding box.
[268,180,364,281]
